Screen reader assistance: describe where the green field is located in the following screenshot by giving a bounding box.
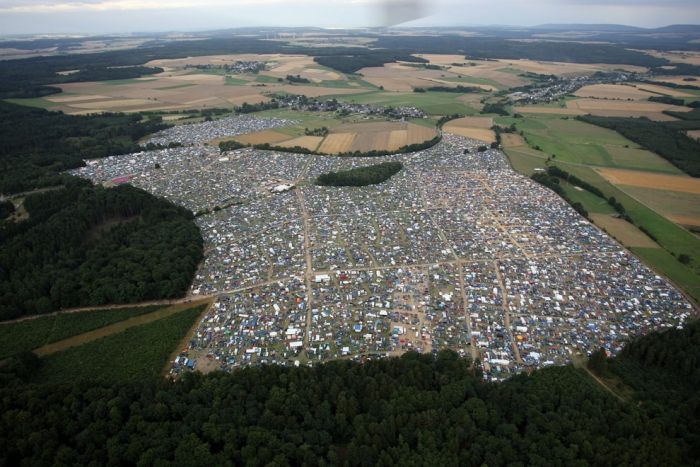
[0,306,163,358]
[256,74,282,83]
[224,76,250,86]
[155,83,197,90]
[516,116,683,173]
[560,182,617,215]
[4,97,60,108]
[618,185,700,224]
[631,248,700,304]
[32,304,205,384]
[327,90,478,116]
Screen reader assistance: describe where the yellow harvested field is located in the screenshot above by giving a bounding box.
[276,136,324,151]
[234,130,291,146]
[688,130,700,141]
[70,98,153,109]
[635,83,694,97]
[388,130,409,151]
[26,53,369,114]
[589,214,659,248]
[349,131,391,152]
[596,168,700,195]
[667,215,700,227]
[574,84,654,100]
[359,63,466,92]
[309,122,438,154]
[444,116,493,129]
[443,127,496,142]
[565,99,685,120]
[318,133,357,153]
[46,94,109,103]
[501,133,526,147]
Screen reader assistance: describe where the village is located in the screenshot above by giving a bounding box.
[71,116,695,381]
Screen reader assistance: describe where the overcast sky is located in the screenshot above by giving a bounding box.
[0,0,698,35]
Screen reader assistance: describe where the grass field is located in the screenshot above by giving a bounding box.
[516,116,683,174]
[327,90,478,116]
[0,306,163,359]
[32,304,206,384]
[631,248,700,304]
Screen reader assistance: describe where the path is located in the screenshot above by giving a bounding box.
[571,354,626,403]
[295,187,315,347]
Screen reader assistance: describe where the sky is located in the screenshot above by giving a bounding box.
[0,0,698,35]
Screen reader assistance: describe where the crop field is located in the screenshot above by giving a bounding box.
[328,90,478,115]
[596,168,700,194]
[516,116,682,173]
[234,129,291,145]
[358,62,494,92]
[617,186,700,228]
[317,133,356,153]
[565,98,686,120]
[589,213,659,248]
[442,116,496,142]
[276,135,324,151]
[0,305,163,359]
[32,304,206,384]
[574,84,659,100]
[231,121,436,154]
[10,54,373,114]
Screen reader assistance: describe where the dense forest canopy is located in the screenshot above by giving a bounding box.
[316,162,403,186]
[0,182,203,319]
[372,36,668,67]
[0,320,699,465]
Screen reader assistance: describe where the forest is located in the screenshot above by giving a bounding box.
[316,162,403,187]
[0,38,424,97]
[0,102,203,320]
[372,36,668,67]
[314,52,425,74]
[578,115,700,176]
[414,85,482,93]
[0,102,170,194]
[0,182,203,319]
[0,320,698,465]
